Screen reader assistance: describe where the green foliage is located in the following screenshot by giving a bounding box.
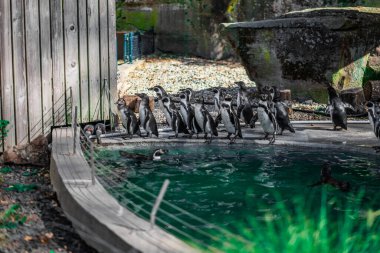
[0,120,9,147]
[211,190,380,253]
[0,167,12,174]
[3,183,38,192]
[116,2,158,32]
[0,204,27,229]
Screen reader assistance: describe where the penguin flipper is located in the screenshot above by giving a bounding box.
[143,108,150,129]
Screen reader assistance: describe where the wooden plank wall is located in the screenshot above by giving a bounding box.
[0,0,117,149]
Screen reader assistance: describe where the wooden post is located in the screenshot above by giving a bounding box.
[73,106,77,154]
[124,33,128,63]
[280,89,291,101]
[150,179,170,228]
[90,141,95,185]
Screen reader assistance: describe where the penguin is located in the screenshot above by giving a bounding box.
[194,98,206,135]
[179,92,202,137]
[269,86,295,135]
[136,93,159,137]
[83,124,95,137]
[162,96,190,138]
[119,148,168,161]
[309,163,351,192]
[366,101,380,139]
[220,96,242,144]
[326,85,352,130]
[257,93,278,144]
[150,85,172,128]
[115,98,141,138]
[212,88,224,127]
[235,81,257,128]
[94,123,106,144]
[200,98,219,143]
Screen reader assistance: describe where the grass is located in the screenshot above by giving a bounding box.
[209,189,380,253]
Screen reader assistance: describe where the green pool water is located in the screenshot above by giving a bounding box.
[96,145,380,248]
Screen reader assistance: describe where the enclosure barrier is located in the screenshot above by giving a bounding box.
[74,119,251,252]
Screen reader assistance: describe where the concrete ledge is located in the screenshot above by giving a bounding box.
[50,127,197,253]
[100,123,379,155]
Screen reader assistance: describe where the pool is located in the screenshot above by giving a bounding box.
[95,144,380,249]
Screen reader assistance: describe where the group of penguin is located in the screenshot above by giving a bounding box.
[115,82,298,144]
[84,80,380,146]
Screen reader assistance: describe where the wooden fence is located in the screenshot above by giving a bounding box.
[0,0,118,149]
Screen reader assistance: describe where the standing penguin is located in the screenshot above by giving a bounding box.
[179,91,202,137]
[94,123,106,144]
[83,124,95,137]
[220,96,242,144]
[326,85,349,130]
[150,85,173,128]
[212,88,224,127]
[257,93,278,144]
[115,98,141,138]
[162,96,190,138]
[235,81,257,128]
[200,98,218,143]
[270,86,295,135]
[366,101,380,139]
[136,93,159,137]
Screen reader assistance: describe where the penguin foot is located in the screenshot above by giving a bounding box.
[168,135,177,139]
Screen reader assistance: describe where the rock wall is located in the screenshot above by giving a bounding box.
[122,0,380,60]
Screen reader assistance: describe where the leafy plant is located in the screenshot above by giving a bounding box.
[0,120,9,147]
[0,167,12,174]
[0,204,27,229]
[3,183,38,192]
[210,190,380,253]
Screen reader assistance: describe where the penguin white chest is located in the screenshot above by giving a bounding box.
[180,106,188,124]
[258,107,274,134]
[221,109,235,134]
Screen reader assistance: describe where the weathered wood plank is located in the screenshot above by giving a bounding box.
[108,0,118,115]
[39,0,53,134]
[99,0,109,120]
[88,0,100,121]
[64,0,79,119]
[12,0,28,144]
[78,0,89,123]
[51,0,66,126]
[26,0,42,141]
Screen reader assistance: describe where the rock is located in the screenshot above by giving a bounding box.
[340,88,366,113]
[364,80,380,102]
[3,135,49,166]
[221,8,380,102]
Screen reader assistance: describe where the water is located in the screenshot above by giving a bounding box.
[96,144,380,245]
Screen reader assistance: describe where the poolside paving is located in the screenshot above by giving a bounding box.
[100,122,379,154]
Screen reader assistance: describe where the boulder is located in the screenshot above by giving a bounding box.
[3,135,49,166]
[221,8,380,102]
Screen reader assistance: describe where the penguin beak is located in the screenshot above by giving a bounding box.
[147,87,154,91]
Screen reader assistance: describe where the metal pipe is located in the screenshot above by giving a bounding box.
[150,179,170,228]
[289,120,369,124]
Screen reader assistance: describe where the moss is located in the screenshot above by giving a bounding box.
[117,9,158,32]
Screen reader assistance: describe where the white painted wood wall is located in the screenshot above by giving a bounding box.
[0,0,117,149]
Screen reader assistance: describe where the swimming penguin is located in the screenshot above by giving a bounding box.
[119,148,168,161]
[115,98,141,138]
[136,93,159,137]
[326,85,352,130]
[162,96,190,138]
[235,81,257,128]
[200,98,219,143]
[269,86,295,135]
[220,96,242,144]
[94,123,106,144]
[149,85,172,128]
[257,93,278,144]
[309,163,351,192]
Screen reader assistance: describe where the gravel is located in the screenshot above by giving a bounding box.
[0,165,97,253]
